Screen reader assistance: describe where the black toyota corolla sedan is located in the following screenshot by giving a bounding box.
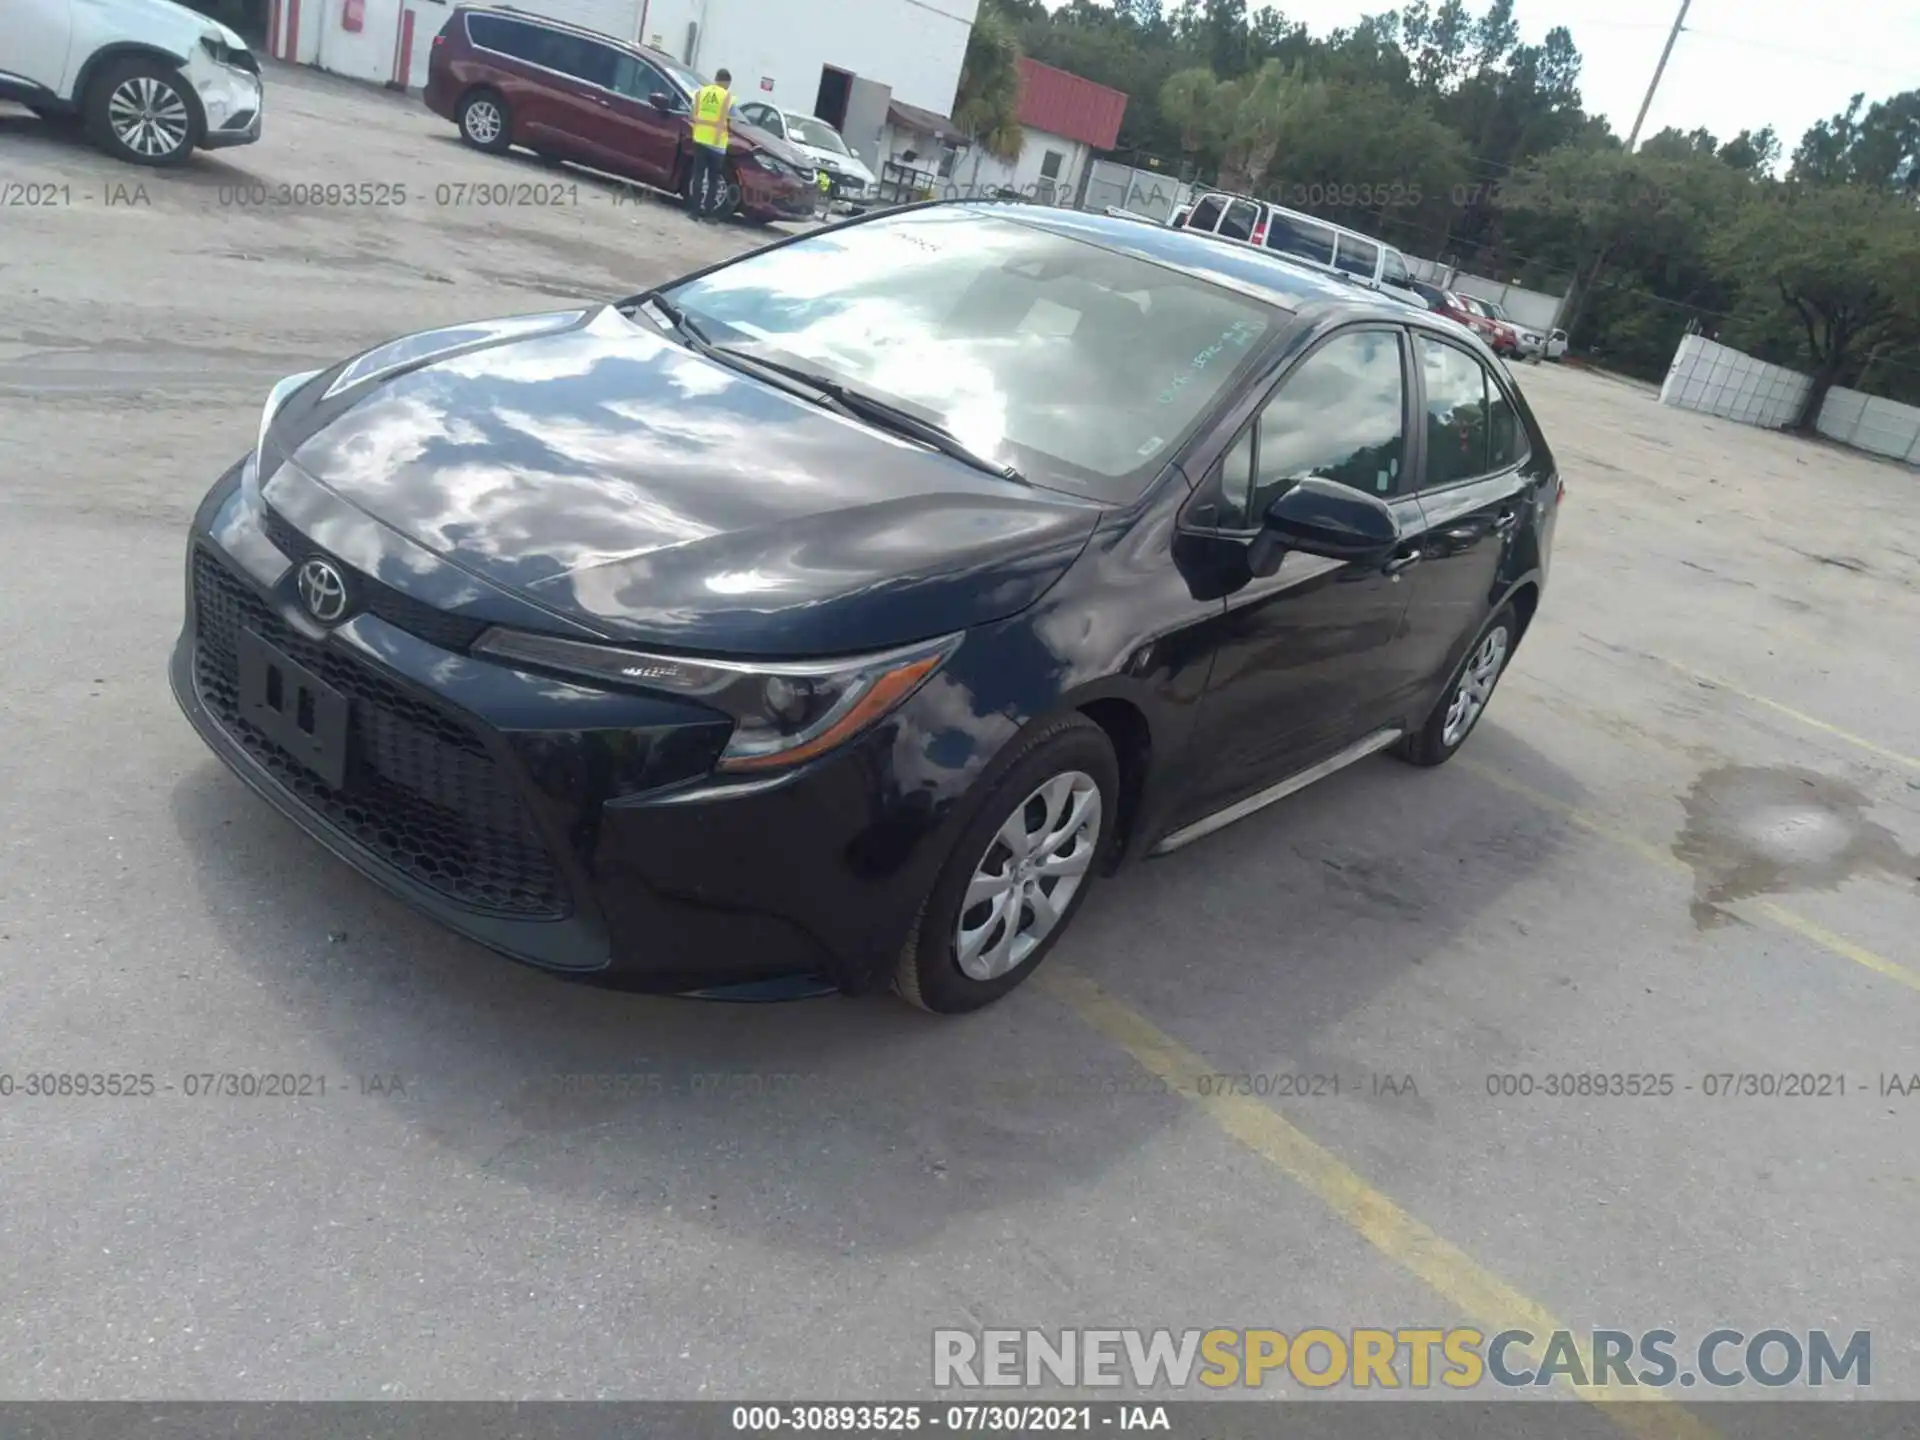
[171,202,1560,1013]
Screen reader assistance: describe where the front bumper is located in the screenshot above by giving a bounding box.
[186,51,262,148]
[171,456,974,994]
[737,168,816,220]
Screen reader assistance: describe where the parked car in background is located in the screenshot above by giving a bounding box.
[1177,191,1422,301]
[1450,294,1521,357]
[734,100,874,208]
[170,202,1558,1015]
[1,0,262,165]
[425,5,815,222]
[1545,328,1569,360]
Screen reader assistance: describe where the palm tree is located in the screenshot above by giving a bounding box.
[954,2,1024,175]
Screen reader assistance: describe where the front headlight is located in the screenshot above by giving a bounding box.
[472,629,961,773]
[257,368,323,479]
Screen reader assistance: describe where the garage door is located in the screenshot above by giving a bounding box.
[500,0,643,43]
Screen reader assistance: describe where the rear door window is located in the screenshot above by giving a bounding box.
[466,13,536,59]
[537,32,616,88]
[1333,235,1379,280]
[1218,199,1259,241]
[1185,195,1225,232]
[1264,214,1335,266]
[1415,336,1527,487]
[1382,249,1411,287]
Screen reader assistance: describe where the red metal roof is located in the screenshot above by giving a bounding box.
[1015,57,1127,152]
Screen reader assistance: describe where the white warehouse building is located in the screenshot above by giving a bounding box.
[262,0,979,171]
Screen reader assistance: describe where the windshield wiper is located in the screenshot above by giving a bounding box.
[709,346,1027,484]
[625,289,713,348]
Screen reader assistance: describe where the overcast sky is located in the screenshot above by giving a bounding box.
[1101,1,1919,155]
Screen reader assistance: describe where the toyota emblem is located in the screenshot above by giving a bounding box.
[297,557,349,623]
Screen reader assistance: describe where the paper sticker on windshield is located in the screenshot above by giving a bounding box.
[1138,436,1166,458]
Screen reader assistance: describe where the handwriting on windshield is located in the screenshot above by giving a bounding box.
[1156,319,1263,406]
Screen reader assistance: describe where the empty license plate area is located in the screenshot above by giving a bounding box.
[236,627,351,790]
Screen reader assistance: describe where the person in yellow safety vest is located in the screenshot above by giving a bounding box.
[687,68,732,222]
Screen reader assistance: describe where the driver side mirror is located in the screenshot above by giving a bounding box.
[1246,476,1400,577]
[647,92,674,112]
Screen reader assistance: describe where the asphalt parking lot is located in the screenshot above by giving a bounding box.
[3,63,1918,1415]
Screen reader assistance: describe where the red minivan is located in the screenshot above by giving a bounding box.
[425,5,815,222]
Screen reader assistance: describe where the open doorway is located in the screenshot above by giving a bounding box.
[814,66,851,129]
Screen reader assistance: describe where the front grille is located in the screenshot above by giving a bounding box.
[261,504,488,653]
[192,548,565,918]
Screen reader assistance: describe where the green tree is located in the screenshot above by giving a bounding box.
[1711,183,1920,428]
[1792,89,1920,196]
[954,2,1025,162]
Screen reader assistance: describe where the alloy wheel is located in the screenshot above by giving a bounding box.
[464,100,502,145]
[108,76,190,158]
[1442,625,1510,747]
[953,771,1101,982]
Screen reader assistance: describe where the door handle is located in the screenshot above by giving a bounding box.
[1382,546,1423,576]
[1492,508,1519,533]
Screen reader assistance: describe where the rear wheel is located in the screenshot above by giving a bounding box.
[1395,606,1515,767]
[457,89,511,153]
[86,58,200,166]
[894,717,1117,1014]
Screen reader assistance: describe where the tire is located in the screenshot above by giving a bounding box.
[86,57,201,167]
[1395,606,1516,767]
[894,716,1118,1015]
[457,89,511,153]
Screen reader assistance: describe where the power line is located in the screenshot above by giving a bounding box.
[1681,28,1920,82]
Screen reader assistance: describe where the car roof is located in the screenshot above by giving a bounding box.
[468,6,692,75]
[972,204,1416,318]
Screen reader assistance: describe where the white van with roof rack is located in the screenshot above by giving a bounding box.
[1174,190,1420,299]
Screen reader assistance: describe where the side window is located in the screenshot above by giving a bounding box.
[1266,215,1335,266]
[1186,195,1225,232]
[1213,330,1405,528]
[1214,427,1256,529]
[611,55,656,100]
[572,39,618,89]
[1333,235,1379,280]
[1488,384,1526,470]
[1417,336,1506,487]
[1382,249,1410,287]
[1218,199,1259,241]
[467,14,525,56]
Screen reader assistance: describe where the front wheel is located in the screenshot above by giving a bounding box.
[1395,606,1515,767]
[87,58,200,166]
[894,717,1117,1014]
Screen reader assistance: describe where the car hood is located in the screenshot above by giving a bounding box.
[265,307,1100,658]
[733,121,814,172]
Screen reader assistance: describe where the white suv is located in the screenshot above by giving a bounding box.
[2,0,263,165]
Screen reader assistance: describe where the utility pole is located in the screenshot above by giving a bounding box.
[1626,0,1692,150]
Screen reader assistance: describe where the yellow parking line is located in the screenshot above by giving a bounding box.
[1040,968,1720,1440]
[1459,758,1920,993]
[1640,653,1920,773]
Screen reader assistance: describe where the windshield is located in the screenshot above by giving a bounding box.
[786,115,851,155]
[664,209,1277,502]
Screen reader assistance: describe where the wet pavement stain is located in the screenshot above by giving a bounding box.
[1673,765,1918,928]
